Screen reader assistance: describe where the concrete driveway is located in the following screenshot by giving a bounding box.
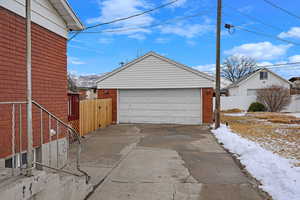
[74,124,265,200]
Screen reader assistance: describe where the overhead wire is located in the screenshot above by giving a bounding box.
[229,25,300,46]
[68,0,179,41]
[79,10,215,34]
[262,0,300,21]
[223,4,284,32]
[200,62,300,73]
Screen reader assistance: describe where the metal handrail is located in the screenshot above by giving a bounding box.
[32,100,90,183]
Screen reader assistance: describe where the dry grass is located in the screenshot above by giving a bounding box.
[248,112,300,124]
[221,113,300,166]
[222,108,244,113]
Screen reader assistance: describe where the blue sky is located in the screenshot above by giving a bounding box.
[67,0,300,79]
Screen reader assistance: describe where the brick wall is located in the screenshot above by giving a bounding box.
[97,89,117,124]
[0,7,67,158]
[202,88,214,123]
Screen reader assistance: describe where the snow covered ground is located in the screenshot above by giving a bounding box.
[212,125,300,200]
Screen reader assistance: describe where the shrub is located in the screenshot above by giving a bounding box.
[257,85,291,112]
[248,102,266,112]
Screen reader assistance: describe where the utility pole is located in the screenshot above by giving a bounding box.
[215,0,222,129]
[26,0,33,176]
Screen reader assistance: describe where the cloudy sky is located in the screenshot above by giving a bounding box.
[68,0,300,79]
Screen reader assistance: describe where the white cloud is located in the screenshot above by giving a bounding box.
[160,23,214,38]
[257,61,273,67]
[288,54,300,62]
[68,57,86,65]
[186,40,196,46]
[128,34,146,40]
[224,42,292,60]
[99,38,113,44]
[68,44,102,54]
[193,64,215,72]
[164,0,187,8]
[278,27,300,39]
[155,37,170,43]
[237,5,253,13]
[86,0,154,39]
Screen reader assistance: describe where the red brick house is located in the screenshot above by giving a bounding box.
[0,0,83,168]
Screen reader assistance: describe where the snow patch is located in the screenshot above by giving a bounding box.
[223,112,246,117]
[212,125,300,200]
[287,113,300,118]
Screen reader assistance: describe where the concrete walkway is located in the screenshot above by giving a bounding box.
[71,124,265,200]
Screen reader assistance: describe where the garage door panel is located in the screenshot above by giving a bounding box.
[120,89,200,97]
[119,89,202,124]
[119,103,200,110]
[119,110,201,117]
[120,116,201,124]
[119,97,199,104]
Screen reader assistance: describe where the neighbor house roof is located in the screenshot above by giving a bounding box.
[96,51,215,84]
[49,0,84,30]
[289,77,300,82]
[227,68,292,89]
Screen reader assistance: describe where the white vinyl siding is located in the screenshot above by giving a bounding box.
[1,0,68,38]
[119,89,202,124]
[98,55,214,89]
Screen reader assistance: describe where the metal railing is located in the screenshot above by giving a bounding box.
[0,101,90,183]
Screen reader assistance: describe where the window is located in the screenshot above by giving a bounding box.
[260,71,268,80]
[247,89,257,96]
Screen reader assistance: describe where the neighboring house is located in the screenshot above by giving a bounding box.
[289,77,300,95]
[227,68,291,96]
[0,1,83,167]
[78,87,97,100]
[71,74,105,100]
[96,51,215,125]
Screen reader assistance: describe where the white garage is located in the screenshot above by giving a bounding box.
[119,89,201,124]
[96,52,215,125]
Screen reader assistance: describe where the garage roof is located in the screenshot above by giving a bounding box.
[96,51,215,89]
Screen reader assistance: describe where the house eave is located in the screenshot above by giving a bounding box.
[49,0,84,31]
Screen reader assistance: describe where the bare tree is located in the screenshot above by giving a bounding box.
[222,56,257,83]
[256,85,291,112]
[68,74,77,92]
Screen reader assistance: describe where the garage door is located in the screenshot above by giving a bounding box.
[119,89,202,124]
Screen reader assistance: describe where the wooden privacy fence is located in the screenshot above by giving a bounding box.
[79,99,112,136]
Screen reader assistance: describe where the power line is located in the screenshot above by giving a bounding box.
[80,11,212,34]
[200,62,300,73]
[223,4,284,32]
[262,0,300,21]
[257,62,300,68]
[231,25,300,46]
[68,0,179,41]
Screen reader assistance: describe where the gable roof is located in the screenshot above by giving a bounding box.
[227,68,292,89]
[96,51,215,84]
[49,0,84,30]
